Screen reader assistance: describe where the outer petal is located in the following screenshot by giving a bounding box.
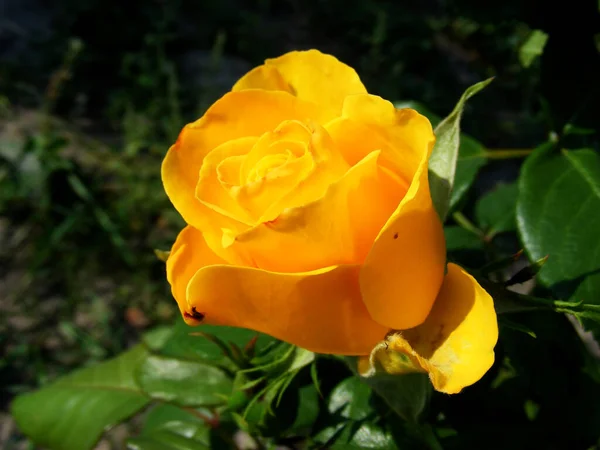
[359,264,498,394]
[348,96,445,330]
[185,264,389,355]
[166,226,228,320]
[233,50,367,120]
[217,150,407,272]
[162,90,324,230]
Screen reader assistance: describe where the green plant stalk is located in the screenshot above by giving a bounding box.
[480,278,600,322]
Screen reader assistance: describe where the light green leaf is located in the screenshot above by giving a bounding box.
[136,355,232,407]
[475,182,518,238]
[396,100,488,214]
[428,78,494,220]
[11,346,150,450]
[519,29,549,68]
[451,134,487,210]
[517,145,600,327]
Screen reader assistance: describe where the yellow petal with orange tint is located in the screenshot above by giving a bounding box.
[166,226,228,321]
[232,65,293,93]
[347,96,445,330]
[195,137,256,229]
[185,264,388,355]
[162,90,324,230]
[218,150,406,273]
[359,264,498,394]
[233,50,367,120]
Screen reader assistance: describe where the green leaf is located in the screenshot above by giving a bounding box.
[361,373,431,423]
[328,377,374,421]
[289,385,320,432]
[344,358,431,424]
[11,346,150,450]
[517,145,600,324]
[451,134,488,210]
[396,99,488,214]
[159,318,275,366]
[428,78,493,221]
[320,422,399,450]
[444,226,484,251]
[475,182,518,238]
[128,420,211,450]
[519,29,549,68]
[136,355,232,407]
[127,404,215,450]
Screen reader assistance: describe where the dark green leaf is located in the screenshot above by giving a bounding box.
[289,385,320,432]
[136,355,232,407]
[159,318,275,366]
[444,226,484,251]
[517,145,600,324]
[428,78,494,220]
[328,376,374,421]
[323,422,399,450]
[11,346,150,450]
[475,182,518,238]
[362,372,431,423]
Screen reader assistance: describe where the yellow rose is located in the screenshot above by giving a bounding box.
[162,50,498,393]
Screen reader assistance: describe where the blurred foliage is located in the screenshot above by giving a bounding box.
[1,0,599,448]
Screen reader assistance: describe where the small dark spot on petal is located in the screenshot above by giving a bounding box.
[184,306,205,321]
[393,232,399,239]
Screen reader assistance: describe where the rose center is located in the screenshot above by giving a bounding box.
[246,150,295,184]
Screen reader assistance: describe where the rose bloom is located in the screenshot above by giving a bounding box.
[163,50,497,393]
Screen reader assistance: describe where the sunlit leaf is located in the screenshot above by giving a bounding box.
[428,78,493,220]
[11,346,150,450]
[395,100,488,214]
[136,355,232,407]
[519,29,549,68]
[517,145,600,331]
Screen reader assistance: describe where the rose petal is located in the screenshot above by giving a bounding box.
[195,137,257,229]
[219,150,406,272]
[185,263,388,355]
[233,50,367,120]
[342,96,445,330]
[166,226,228,320]
[359,264,498,394]
[162,90,324,230]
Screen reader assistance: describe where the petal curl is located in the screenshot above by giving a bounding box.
[185,264,389,355]
[233,50,367,120]
[360,264,498,394]
[347,96,445,330]
[166,226,228,320]
[218,150,406,272]
[330,95,434,183]
[162,90,323,230]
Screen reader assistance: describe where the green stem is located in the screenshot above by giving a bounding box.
[451,212,484,238]
[482,149,533,159]
[479,278,600,322]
